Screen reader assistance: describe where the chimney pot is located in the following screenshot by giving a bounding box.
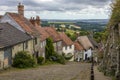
[18,2,24,17]
[35,16,40,26]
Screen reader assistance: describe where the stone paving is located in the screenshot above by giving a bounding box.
[0,62,91,80]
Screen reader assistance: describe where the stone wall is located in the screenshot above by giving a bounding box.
[100,24,120,79]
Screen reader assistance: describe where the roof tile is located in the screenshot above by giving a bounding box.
[43,27,62,42]
[0,23,31,48]
[74,41,83,51]
[59,32,73,46]
[7,12,40,37]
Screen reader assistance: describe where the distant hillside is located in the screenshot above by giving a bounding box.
[75,22,107,32]
[41,19,108,32]
[42,19,108,24]
[77,19,108,24]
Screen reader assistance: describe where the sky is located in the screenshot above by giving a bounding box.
[0,0,112,19]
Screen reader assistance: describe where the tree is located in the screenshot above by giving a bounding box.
[65,32,77,41]
[45,37,55,59]
[93,27,108,43]
[80,30,89,36]
[109,0,120,26]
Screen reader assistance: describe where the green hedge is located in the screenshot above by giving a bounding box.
[56,54,66,64]
[37,56,45,65]
[64,53,73,60]
[50,53,66,64]
[13,51,36,68]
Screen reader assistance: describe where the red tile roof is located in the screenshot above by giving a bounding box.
[29,17,49,41]
[34,25,50,41]
[7,12,40,37]
[43,27,62,42]
[59,32,73,46]
[74,41,83,51]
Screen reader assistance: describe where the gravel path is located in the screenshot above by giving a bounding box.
[0,62,91,80]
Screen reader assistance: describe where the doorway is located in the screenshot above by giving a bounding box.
[85,54,88,60]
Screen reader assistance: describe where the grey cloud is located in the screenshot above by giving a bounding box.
[0,0,112,12]
[23,0,112,11]
[59,0,111,7]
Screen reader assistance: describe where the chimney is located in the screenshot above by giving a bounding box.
[30,17,36,26]
[29,16,41,27]
[36,16,41,26]
[18,3,24,16]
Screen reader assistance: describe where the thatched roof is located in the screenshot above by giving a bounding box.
[77,36,94,50]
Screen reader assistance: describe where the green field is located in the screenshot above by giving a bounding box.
[66,29,76,35]
[48,22,75,24]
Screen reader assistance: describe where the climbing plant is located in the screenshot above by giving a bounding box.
[45,37,55,59]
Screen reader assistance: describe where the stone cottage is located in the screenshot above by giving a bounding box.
[43,27,63,54]
[74,41,84,61]
[29,16,50,58]
[0,23,32,69]
[0,3,41,58]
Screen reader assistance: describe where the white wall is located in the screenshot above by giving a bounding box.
[83,48,92,60]
[62,44,74,61]
[63,45,74,55]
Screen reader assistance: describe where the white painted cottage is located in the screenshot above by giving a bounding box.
[77,36,94,60]
[59,32,74,61]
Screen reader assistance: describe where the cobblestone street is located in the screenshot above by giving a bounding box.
[0,62,91,80]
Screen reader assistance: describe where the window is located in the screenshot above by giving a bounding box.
[65,46,67,50]
[58,41,61,46]
[35,38,37,45]
[70,45,72,49]
[25,41,28,49]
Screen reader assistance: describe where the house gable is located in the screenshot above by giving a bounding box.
[0,13,25,32]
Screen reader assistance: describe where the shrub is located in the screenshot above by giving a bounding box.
[13,51,36,68]
[53,53,66,64]
[57,55,66,64]
[37,56,44,65]
[64,53,73,60]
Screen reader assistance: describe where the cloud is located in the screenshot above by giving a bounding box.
[0,0,111,11]
[0,0,112,19]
